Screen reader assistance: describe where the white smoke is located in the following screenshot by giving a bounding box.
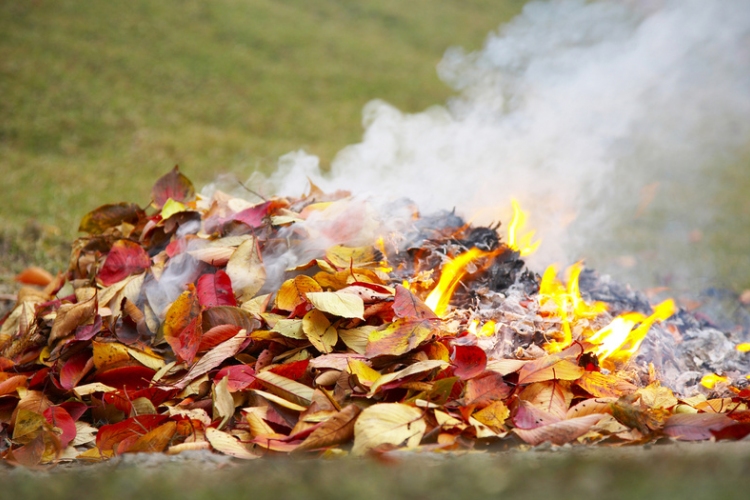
[270,0,750,290]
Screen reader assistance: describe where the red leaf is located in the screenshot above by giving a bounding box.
[392,285,438,320]
[269,359,310,382]
[197,270,237,308]
[663,413,736,441]
[214,365,257,392]
[96,415,169,452]
[59,401,88,421]
[198,324,242,353]
[98,240,151,286]
[464,371,511,407]
[103,387,177,414]
[43,406,77,448]
[95,362,156,390]
[452,345,487,380]
[151,166,196,209]
[233,201,273,228]
[59,351,94,390]
[712,422,750,441]
[75,315,103,341]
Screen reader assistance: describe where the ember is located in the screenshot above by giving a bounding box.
[2,167,750,466]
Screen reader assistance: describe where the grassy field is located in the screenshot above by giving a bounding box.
[0,0,525,279]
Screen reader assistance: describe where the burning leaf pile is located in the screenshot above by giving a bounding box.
[2,167,750,467]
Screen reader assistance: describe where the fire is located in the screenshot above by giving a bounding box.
[539,262,676,364]
[539,262,608,352]
[507,199,541,256]
[425,247,497,317]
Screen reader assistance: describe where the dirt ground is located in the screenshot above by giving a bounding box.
[2,440,749,500]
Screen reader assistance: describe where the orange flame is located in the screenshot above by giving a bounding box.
[539,262,676,363]
[425,247,497,317]
[508,199,541,256]
[539,262,608,352]
[586,299,676,364]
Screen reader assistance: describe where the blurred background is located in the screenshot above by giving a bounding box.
[1,0,749,297]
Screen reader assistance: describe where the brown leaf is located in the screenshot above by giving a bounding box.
[513,414,604,446]
[518,381,573,420]
[576,371,637,398]
[78,202,143,235]
[392,284,437,320]
[49,295,98,345]
[296,404,361,451]
[464,372,512,407]
[663,413,736,441]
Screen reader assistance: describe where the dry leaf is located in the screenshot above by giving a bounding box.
[306,292,364,319]
[352,403,426,456]
[225,237,266,302]
[205,427,258,459]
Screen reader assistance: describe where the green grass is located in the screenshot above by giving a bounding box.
[0,0,525,279]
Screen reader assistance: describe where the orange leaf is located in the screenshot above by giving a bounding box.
[14,266,54,287]
[275,275,322,312]
[296,404,361,451]
[163,284,203,363]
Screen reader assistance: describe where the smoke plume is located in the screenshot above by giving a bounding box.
[269,0,750,290]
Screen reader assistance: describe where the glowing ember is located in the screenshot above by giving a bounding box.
[507,199,541,256]
[425,247,497,317]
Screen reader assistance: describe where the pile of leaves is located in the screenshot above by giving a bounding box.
[2,167,750,467]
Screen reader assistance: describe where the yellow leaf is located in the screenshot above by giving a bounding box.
[636,382,678,410]
[13,409,47,444]
[366,319,437,358]
[325,245,380,269]
[205,427,258,460]
[369,360,448,395]
[303,310,338,354]
[275,275,322,311]
[352,403,426,456]
[251,389,308,412]
[272,319,305,339]
[473,401,510,430]
[92,341,131,370]
[338,326,375,355]
[73,382,117,397]
[256,371,314,407]
[347,359,381,386]
[160,198,188,220]
[225,237,266,302]
[126,347,166,371]
[306,292,364,319]
[213,376,235,429]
